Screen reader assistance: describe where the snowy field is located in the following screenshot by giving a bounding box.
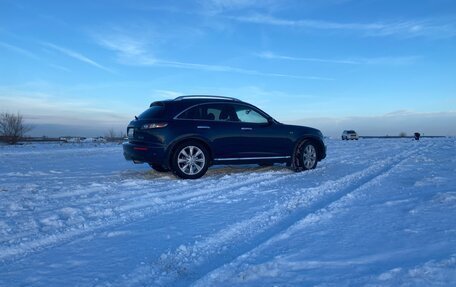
[1,138,455,286]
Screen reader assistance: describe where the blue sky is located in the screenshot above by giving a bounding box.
[1,0,455,137]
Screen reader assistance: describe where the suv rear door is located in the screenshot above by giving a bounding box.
[175,103,241,159]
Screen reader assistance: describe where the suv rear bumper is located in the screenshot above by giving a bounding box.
[123,142,166,164]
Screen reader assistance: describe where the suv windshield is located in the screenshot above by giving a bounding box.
[138,106,165,119]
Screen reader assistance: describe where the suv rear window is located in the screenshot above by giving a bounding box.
[138,106,165,119]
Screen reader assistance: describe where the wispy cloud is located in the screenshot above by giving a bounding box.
[258,51,419,65]
[0,42,73,72]
[358,56,419,65]
[152,89,184,99]
[42,42,113,73]
[200,0,275,14]
[92,33,156,65]
[258,51,358,64]
[232,14,382,29]
[0,41,39,60]
[229,14,456,38]
[95,34,148,58]
[94,33,332,80]
[154,59,332,80]
[48,64,71,72]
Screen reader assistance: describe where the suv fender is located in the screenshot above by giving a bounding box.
[291,136,325,171]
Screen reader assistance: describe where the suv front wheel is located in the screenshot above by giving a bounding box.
[299,141,318,170]
[171,141,209,179]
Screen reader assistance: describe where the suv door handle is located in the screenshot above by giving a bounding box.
[197,126,211,129]
[241,127,253,131]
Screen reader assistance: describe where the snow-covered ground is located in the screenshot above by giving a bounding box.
[0,138,455,286]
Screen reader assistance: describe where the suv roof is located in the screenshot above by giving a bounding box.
[149,95,244,108]
[147,95,248,119]
[173,95,241,102]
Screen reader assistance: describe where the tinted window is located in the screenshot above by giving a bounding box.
[138,106,165,119]
[234,105,268,124]
[178,104,239,121]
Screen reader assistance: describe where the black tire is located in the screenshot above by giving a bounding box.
[149,164,169,172]
[299,140,318,170]
[171,141,209,179]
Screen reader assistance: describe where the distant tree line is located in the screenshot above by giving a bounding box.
[0,113,131,144]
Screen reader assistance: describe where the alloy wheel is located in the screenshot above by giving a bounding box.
[302,144,317,169]
[177,145,206,175]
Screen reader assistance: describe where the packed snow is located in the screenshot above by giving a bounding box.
[0,138,455,286]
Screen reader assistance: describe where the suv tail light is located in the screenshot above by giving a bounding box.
[141,122,168,129]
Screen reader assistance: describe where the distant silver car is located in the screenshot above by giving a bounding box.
[342,130,359,140]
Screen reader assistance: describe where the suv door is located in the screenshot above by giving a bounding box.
[176,103,241,159]
[232,104,292,158]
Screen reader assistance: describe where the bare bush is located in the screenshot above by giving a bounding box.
[105,128,126,142]
[0,112,33,144]
[105,128,117,140]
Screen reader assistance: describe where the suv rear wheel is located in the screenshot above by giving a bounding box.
[171,141,209,179]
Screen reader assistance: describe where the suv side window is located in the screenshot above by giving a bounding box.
[178,104,239,121]
[233,105,269,124]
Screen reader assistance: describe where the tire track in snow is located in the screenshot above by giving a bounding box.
[0,171,279,251]
[1,142,350,227]
[0,141,422,262]
[189,143,435,287]
[192,144,431,286]
[0,168,286,244]
[12,166,281,213]
[108,143,427,287]
[0,166,319,260]
[0,141,409,258]
[4,143,350,217]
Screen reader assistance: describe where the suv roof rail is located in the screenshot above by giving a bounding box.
[173,95,241,102]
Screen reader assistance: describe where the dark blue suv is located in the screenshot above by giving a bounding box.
[123,96,326,179]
